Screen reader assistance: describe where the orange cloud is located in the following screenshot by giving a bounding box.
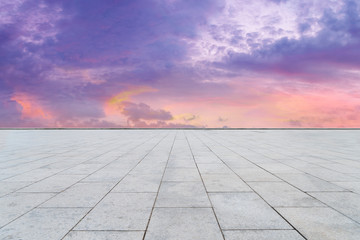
[272,90,360,127]
[105,86,157,116]
[53,67,106,85]
[11,93,52,120]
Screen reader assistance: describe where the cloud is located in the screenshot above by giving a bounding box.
[0,0,226,128]
[58,118,123,128]
[218,116,228,122]
[287,119,302,127]
[173,113,198,122]
[107,86,157,107]
[268,0,288,3]
[0,98,24,127]
[122,102,173,122]
[10,92,52,120]
[1,0,359,128]
[128,120,197,128]
[217,0,360,81]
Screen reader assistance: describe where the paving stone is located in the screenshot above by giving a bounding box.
[145,208,223,240]
[3,168,63,182]
[0,181,33,197]
[162,168,201,181]
[332,181,360,194]
[64,231,144,240]
[309,192,360,222]
[18,174,85,193]
[303,167,358,182]
[220,158,255,168]
[197,163,233,174]
[349,173,360,180]
[249,182,324,207]
[202,174,251,192]
[167,159,196,168]
[258,163,302,173]
[61,164,105,175]
[81,166,132,182]
[0,173,16,181]
[0,208,89,240]
[130,165,165,175]
[275,173,347,192]
[112,174,162,192]
[84,156,119,164]
[223,230,305,240]
[75,193,156,230]
[40,182,114,207]
[0,192,54,227]
[1,130,360,239]
[277,207,360,240]
[321,163,360,174]
[232,167,281,182]
[194,155,222,164]
[210,192,292,229]
[156,181,211,207]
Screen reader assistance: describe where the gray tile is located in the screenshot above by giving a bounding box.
[304,167,358,182]
[64,231,144,240]
[85,155,119,164]
[145,208,223,240]
[232,168,281,182]
[309,192,360,222]
[277,207,360,240]
[221,158,255,168]
[3,168,62,182]
[323,164,360,174]
[258,163,302,173]
[61,164,105,175]
[249,182,324,207]
[81,166,131,182]
[275,173,347,192]
[0,192,54,227]
[332,181,360,194]
[156,181,211,207]
[162,168,201,181]
[197,164,233,174]
[167,159,196,168]
[223,230,305,240]
[349,173,360,180]
[2,130,360,239]
[75,193,156,230]
[202,174,251,192]
[0,208,89,240]
[194,155,222,164]
[40,182,114,207]
[112,174,162,193]
[130,162,165,175]
[0,181,33,197]
[210,192,292,229]
[19,174,85,193]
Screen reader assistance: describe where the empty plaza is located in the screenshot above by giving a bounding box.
[0,130,360,240]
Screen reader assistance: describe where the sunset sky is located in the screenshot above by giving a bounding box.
[1,0,360,128]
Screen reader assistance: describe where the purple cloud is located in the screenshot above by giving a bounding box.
[122,102,173,122]
[217,0,360,81]
[1,0,359,127]
[0,0,225,126]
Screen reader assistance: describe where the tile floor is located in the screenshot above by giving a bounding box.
[0,130,360,239]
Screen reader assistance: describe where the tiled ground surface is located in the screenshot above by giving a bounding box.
[0,130,360,240]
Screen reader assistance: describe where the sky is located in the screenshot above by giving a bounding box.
[1,0,360,128]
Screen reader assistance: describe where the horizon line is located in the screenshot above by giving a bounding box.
[1,128,360,130]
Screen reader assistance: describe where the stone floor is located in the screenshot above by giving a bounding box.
[0,130,360,240]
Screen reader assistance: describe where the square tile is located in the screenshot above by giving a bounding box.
[145,208,223,240]
[210,192,292,229]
